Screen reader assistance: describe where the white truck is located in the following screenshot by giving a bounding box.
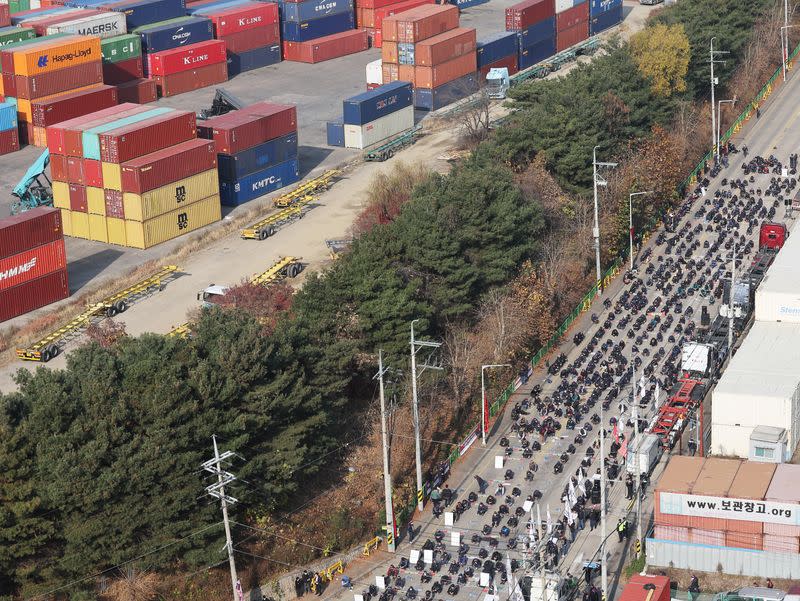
[626,433,662,476]
[486,67,510,99]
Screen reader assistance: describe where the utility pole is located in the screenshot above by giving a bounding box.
[710,38,729,165]
[410,319,442,512]
[783,0,789,81]
[376,350,397,551]
[202,436,240,601]
[600,404,608,599]
[717,99,736,160]
[728,239,736,353]
[632,360,642,557]
[592,146,617,292]
[536,502,547,601]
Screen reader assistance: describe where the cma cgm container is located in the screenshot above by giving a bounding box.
[412,71,478,109]
[218,158,301,206]
[121,139,217,193]
[153,61,227,95]
[133,16,213,54]
[476,31,516,67]
[589,3,621,34]
[343,80,413,126]
[505,0,554,31]
[556,21,586,52]
[344,104,413,148]
[283,28,368,63]
[217,132,298,180]
[0,268,69,323]
[226,44,280,75]
[13,35,100,76]
[279,0,354,22]
[31,84,117,127]
[108,0,187,29]
[281,11,354,43]
[198,103,296,154]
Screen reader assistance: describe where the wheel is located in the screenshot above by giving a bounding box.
[47,344,60,359]
[114,300,128,313]
[380,151,389,161]
[106,306,118,318]
[40,349,51,363]
[267,225,276,237]
[387,149,395,159]
[259,228,269,240]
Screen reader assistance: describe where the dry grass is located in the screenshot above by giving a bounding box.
[652,567,796,594]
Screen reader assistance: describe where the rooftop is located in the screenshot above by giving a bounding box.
[757,222,800,296]
[750,425,786,443]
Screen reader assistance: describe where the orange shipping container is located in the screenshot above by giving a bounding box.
[762,534,800,554]
[725,461,775,534]
[689,528,725,546]
[382,4,457,43]
[414,52,475,88]
[654,456,705,527]
[414,27,476,66]
[382,62,398,82]
[382,41,398,63]
[398,63,414,85]
[654,525,689,542]
[725,531,762,551]
[14,36,100,77]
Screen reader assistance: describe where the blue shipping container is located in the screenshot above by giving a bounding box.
[113,0,187,29]
[134,16,213,54]
[448,0,489,9]
[219,159,301,206]
[326,120,344,147]
[590,3,622,34]
[0,101,17,132]
[227,44,281,76]
[589,0,621,16]
[280,11,354,42]
[476,31,516,68]
[187,0,250,14]
[413,72,478,111]
[218,132,299,181]
[278,0,354,23]
[518,35,555,70]
[516,16,554,50]
[343,81,413,126]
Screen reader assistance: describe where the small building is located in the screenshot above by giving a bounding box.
[749,425,789,463]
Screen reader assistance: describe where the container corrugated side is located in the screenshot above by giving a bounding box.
[344,104,413,149]
[555,1,587,31]
[413,52,475,89]
[115,77,157,103]
[14,35,100,76]
[0,127,19,153]
[0,32,76,73]
[101,33,141,63]
[152,60,228,96]
[81,106,172,160]
[218,158,300,206]
[70,211,89,239]
[14,59,103,100]
[124,193,221,248]
[220,24,279,52]
[518,35,554,69]
[123,168,219,221]
[555,21,586,52]
[102,55,143,83]
[395,4,458,43]
[763,534,800,554]
[226,43,281,75]
[413,27,475,67]
[280,11,354,43]
[282,28,367,63]
[0,238,66,290]
[198,103,296,154]
[46,102,141,155]
[0,25,36,46]
[0,206,63,260]
[121,138,217,193]
[147,39,226,75]
[412,70,477,110]
[326,120,344,147]
[555,0,586,13]
[343,80,412,126]
[279,0,353,22]
[516,16,555,50]
[0,267,69,323]
[87,185,105,214]
[31,84,117,127]
[217,132,297,181]
[476,30,516,67]
[207,2,278,37]
[46,11,127,38]
[133,15,213,54]
[589,3,620,33]
[0,99,17,130]
[99,109,196,163]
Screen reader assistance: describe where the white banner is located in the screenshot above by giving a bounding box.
[659,492,800,525]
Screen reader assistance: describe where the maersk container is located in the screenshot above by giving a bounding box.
[217,132,298,181]
[0,25,36,46]
[326,120,344,147]
[518,35,554,69]
[109,0,187,29]
[589,3,621,34]
[219,158,301,206]
[0,99,16,131]
[516,15,554,50]
[344,104,413,149]
[134,16,213,54]
[412,71,477,110]
[226,43,281,75]
[46,12,127,38]
[280,11,354,43]
[476,31,516,68]
[343,81,413,126]
[589,0,620,16]
[278,0,353,22]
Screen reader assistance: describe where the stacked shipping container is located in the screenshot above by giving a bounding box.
[505,0,555,70]
[276,0,366,63]
[327,80,413,148]
[555,0,588,53]
[476,30,517,78]
[588,0,621,36]
[198,101,300,206]
[355,0,433,48]
[100,32,155,102]
[0,97,19,153]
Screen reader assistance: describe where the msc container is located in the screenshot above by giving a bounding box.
[589,3,620,34]
[344,104,413,149]
[279,0,353,22]
[555,0,585,12]
[476,31,516,67]
[0,25,36,46]
[0,206,63,260]
[0,98,16,130]
[86,185,105,213]
[478,53,518,78]
[121,138,217,193]
[108,0,187,29]
[123,168,218,221]
[0,268,69,323]
[412,69,477,109]
[147,39,226,75]
[226,43,281,75]
[516,15,554,49]
[589,0,620,16]
[124,193,222,248]
[218,158,300,205]
[13,35,100,76]
[31,84,118,127]
[153,60,228,96]
[0,125,18,153]
[518,35,554,69]
[46,11,127,37]
[133,16,213,54]
[116,77,158,102]
[70,210,89,239]
[282,28,367,63]
[101,33,141,63]
[555,21,586,52]
[80,106,172,159]
[414,52,475,88]
[394,4,457,43]
[99,110,196,163]
[505,0,554,31]
[103,55,143,83]
[198,103,296,154]
[220,23,280,52]
[217,132,297,181]
[414,28,475,67]
[343,80,412,126]
[280,11,354,43]
[326,119,344,147]
[204,3,278,37]
[556,1,587,31]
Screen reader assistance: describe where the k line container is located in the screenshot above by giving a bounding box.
[109,0,187,29]
[478,53,518,77]
[326,120,343,146]
[218,158,300,205]
[555,1,587,31]
[518,35,554,69]
[99,110,196,163]
[121,138,217,193]
[101,33,141,63]
[198,103,296,154]
[344,104,413,149]
[413,52,475,88]
[280,11,354,43]
[412,70,477,109]
[0,268,69,323]
[133,16,213,54]
[394,4,458,43]
[102,55,143,82]
[516,15,554,49]
[31,84,117,127]
[505,0,554,31]
[0,240,67,291]
[152,60,227,95]
[116,77,157,103]
[13,35,100,76]
[146,39,226,75]
[205,2,278,37]
[219,24,279,52]
[589,4,620,34]
[343,80,412,126]
[81,106,172,159]
[46,11,127,37]
[217,132,297,181]
[124,193,221,248]
[279,0,353,22]
[0,206,63,260]
[282,28,367,63]
[226,43,280,74]
[555,20,586,52]
[413,27,475,67]
[476,31,516,67]
[123,168,218,221]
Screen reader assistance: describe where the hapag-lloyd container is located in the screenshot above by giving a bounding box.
[81,106,172,159]
[343,81,412,126]
[394,4,458,43]
[0,26,36,47]
[226,43,281,75]
[46,11,128,38]
[121,138,217,193]
[589,0,620,16]
[589,4,621,35]
[278,0,353,22]
[0,207,63,260]
[476,31,516,67]
[133,16,213,54]
[14,60,103,100]
[516,15,554,49]
[505,0,554,31]
[282,28,367,63]
[102,55,143,83]
[13,35,99,76]
[555,1,587,31]
[479,53,518,78]
[218,158,300,205]
[147,39,226,75]
[152,60,228,96]
[0,238,66,291]
[101,33,141,63]
[100,110,197,163]
[0,268,69,323]
[413,27,475,67]
[280,11,354,43]
[414,52,475,88]
[31,84,117,127]
[206,2,278,36]
[108,0,187,29]
[555,21,586,52]
[344,104,413,149]
[122,168,218,221]
[198,103,297,154]
[219,24,280,52]
[555,0,585,13]
[124,194,221,249]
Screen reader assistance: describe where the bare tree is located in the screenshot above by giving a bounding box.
[459,90,491,148]
[443,322,479,413]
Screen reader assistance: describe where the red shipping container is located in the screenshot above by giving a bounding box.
[0,268,70,323]
[556,21,587,52]
[198,102,296,154]
[102,57,144,85]
[398,63,413,83]
[115,79,158,104]
[556,2,588,31]
[46,103,141,155]
[414,52,475,88]
[479,54,519,78]
[63,105,150,157]
[361,0,434,29]
[50,153,69,181]
[152,61,227,98]
[15,61,104,101]
[208,2,278,36]
[99,110,197,164]
[0,239,67,292]
[31,85,118,128]
[414,28,476,66]
[68,183,87,212]
[0,3,9,27]
[366,27,382,48]
[505,0,554,31]
[0,127,20,155]
[148,40,227,76]
[395,4,458,43]
[382,41,397,63]
[219,25,280,53]
[357,0,406,10]
[66,156,85,185]
[0,207,63,260]
[120,139,217,194]
[283,29,368,63]
[725,531,762,551]
[104,189,124,218]
[2,71,16,98]
[84,159,103,187]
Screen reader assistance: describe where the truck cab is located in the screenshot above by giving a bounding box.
[197,284,230,307]
[759,221,787,251]
[486,68,510,99]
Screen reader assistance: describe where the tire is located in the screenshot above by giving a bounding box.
[267,225,276,237]
[380,151,389,161]
[106,306,118,318]
[259,228,269,240]
[114,300,128,313]
[47,344,60,359]
[40,349,51,363]
[387,149,395,159]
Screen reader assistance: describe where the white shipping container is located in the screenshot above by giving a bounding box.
[344,105,414,150]
[46,12,127,39]
[556,0,586,12]
[366,58,383,86]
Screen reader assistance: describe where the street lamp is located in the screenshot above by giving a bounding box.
[782,25,798,82]
[628,191,653,271]
[716,99,736,161]
[592,146,617,292]
[481,364,511,445]
[709,38,729,165]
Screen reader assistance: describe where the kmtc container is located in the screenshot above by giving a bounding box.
[0,26,36,46]
[123,168,218,221]
[217,132,297,180]
[282,28,367,63]
[31,84,118,127]
[226,43,280,75]
[124,194,221,248]
[412,70,477,110]
[516,15,554,49]
[82,106,172,159]
[109,0,187,29]
[121,139,217,193]
[147,39,226,75]
[281,11,354,43]
[0,268,69,323]
[278,0,353,23]
[204,2,278,36]
[343,81,412,126]
[46,11,127,38]
[505,0,554,31]
[0,207,63,259]
[476,31,516,67]
[0,238,66,291]
[13,35,100,76]
[99,110,196,163]
[15,60,103,100]
[589,0,620,16]
[413,27,475,67]
[589,3,620,34]
[101,33,141,63]
[198,103,296,154]
[218,158,300,205]
[152,60,227,95]
[134,16,213,54]
[344,104,413,148]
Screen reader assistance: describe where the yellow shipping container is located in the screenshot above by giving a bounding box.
[107,217,127,246]
[14,36,100,77]
[71,211,90,240]
[124,195,221,249]
[86,186,106,215]
[60,208,72,237]
[53,180,70,209]
[122,169,219,222]
[88,214,108,243]
[102,162,122,191]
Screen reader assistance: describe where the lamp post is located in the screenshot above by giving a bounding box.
[592,146,617,292]
[716,99,736,161]
[628,191,653,271]
[782,25,798,82]
[709,38,729,165]
[481,364,511,445]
